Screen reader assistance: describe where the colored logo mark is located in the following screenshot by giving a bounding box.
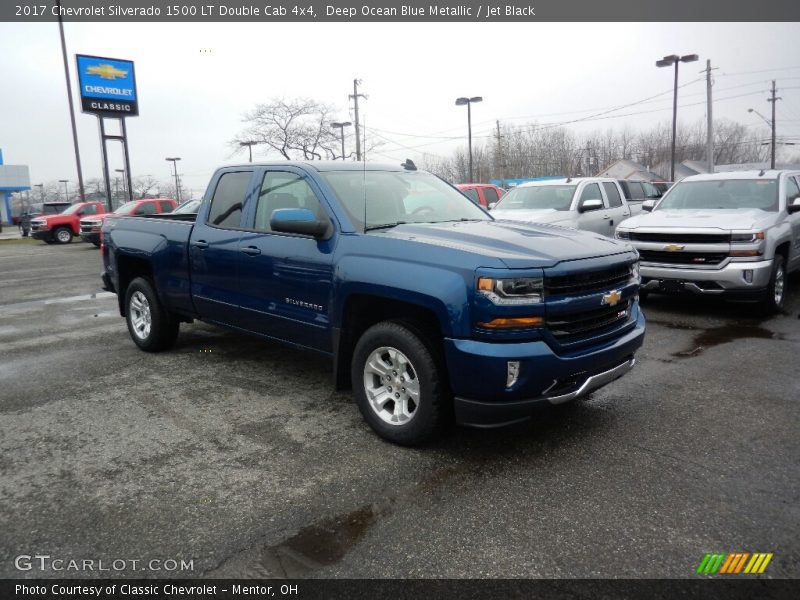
[696,552,773,575]
[86,64,128,80]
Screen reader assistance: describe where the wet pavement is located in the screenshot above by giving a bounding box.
[0,242,798,578]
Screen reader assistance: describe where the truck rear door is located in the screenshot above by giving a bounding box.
[236,167,336,352]
[189,169,255,326]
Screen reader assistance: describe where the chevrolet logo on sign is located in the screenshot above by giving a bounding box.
[664,244,685,252]
[86,64,128,80]
[601,290,622,306]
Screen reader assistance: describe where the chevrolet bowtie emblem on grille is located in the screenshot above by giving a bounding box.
[664,244,685,252]
[601,290,622,306]
[86,64,128,80]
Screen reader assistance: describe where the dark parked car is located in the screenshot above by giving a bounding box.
[18,202,71,237]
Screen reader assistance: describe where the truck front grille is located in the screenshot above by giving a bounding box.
[544,264,632,297]
[630,232,729,243]
[546,301,631,342]
[639,250,727,265]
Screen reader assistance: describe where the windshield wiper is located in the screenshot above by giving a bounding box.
[364,221,407,232]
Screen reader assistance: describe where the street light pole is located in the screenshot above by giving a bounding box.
[331,122,352,161]
[748,107,776,168]
[656,54,698,182]
[455,96,483,182]
[165,157,181,203]
[239,141,258,162]
[59,179,69,202]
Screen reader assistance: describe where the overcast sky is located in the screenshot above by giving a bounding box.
[1,22,799,197]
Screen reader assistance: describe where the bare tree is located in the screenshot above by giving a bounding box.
[232,98,341,161]
[132,175,161,199]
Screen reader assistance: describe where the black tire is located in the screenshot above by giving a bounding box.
[351,320,448,445]
[759,257,787,315]
[54,227,73,244]
[124,277,180,352]
[638,289,650,302]
[92,242,101,248]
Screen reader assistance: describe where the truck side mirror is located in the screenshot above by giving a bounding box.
[488,202,497,210]
[788,197,800,214]
[642,199,656,212]
[578,199,603,213]
[270,208,331,238]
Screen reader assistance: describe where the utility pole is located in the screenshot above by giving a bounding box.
[56,0,85,202]
[349,79,367,161]
[703,60,717,174]
[768,80,781,170]
[495,120,505,181]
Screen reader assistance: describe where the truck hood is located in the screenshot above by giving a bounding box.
[620,208,776,231]
[489,208,576,227]
[372,220,631,269]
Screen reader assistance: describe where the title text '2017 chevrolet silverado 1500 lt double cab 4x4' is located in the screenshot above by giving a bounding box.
[102,161,645,445]
[616,170,800,313]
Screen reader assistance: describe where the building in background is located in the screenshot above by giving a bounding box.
[0,149,31,224]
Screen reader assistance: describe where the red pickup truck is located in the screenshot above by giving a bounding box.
[455,183,505,209]
[30,201,106,244]
[80,198,177,246]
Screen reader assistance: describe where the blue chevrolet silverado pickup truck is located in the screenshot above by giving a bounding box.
[101,160,645,444]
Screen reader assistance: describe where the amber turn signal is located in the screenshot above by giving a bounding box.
[477,316,544,329]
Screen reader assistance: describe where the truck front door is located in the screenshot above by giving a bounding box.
[236,168,336,353]
[189,169,254,326]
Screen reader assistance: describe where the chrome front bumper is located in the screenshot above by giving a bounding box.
[641,259,773,294]
[547,357,636,405]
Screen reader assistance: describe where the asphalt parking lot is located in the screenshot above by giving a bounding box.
[0,240,798,579]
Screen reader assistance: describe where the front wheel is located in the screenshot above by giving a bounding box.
[124,277,180,352]
[54,227,73,244]
[759,257,787,315]
[351,321,448,445]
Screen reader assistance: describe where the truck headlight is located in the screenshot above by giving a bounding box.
[730,231,765,243]
[477,277,543,305]
[615,229,631,240]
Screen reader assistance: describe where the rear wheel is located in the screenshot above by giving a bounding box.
[54,227,73,244]
[124,277,180,352]
[352,321,448,445]
[759,257,787,315]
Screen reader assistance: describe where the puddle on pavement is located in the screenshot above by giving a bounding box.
[244,465,468,577]
[672,322,785,358]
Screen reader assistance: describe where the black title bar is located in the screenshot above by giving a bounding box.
[4,0,800,22]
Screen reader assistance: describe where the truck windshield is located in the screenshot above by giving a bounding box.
[321,170,490,231]
[114,201,139,215]
[493,185,576,211]
[61,204,84,215]
[657,179,779,211]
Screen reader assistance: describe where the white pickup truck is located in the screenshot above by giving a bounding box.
[616,170,800,313]
[489,177,640,238]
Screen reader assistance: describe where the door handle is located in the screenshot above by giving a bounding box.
[609,219,614,226]
[240,246,261,256]
[191,240,209,249]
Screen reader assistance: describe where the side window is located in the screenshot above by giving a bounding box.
[579,183,602,203]
[602,182,623,208]
[159,200,174,213]
[82,205,97,215]
[254,171,324,233]
[642,182,662,199]
[462,188,480,205]
[483,187,500,204]
[207,171,251,228]
[786,176,800,204]
[135,202,157,216]
[630,182,645,200]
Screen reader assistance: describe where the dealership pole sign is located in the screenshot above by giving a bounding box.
[76,54,138,116]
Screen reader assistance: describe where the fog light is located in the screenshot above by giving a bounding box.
[506,361,520,388]
[743,270,754,284]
